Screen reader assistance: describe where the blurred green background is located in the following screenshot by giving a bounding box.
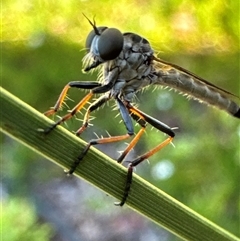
[1,0,239,240]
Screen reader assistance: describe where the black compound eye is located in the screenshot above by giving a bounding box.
[85,26,108,51]
[98,28,124,61]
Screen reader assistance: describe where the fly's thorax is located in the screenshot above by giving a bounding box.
[122,32,153,53]
[102,32,155,101]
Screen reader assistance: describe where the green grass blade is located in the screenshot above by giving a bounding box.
[0,86,239,241]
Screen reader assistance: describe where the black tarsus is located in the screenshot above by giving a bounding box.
[114,165,133,206]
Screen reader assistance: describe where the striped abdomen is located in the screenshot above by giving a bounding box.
[152,60,240,118]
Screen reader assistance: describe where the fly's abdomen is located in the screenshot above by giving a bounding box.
[154,66,240,118]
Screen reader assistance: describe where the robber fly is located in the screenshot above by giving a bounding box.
[43,16,239,206]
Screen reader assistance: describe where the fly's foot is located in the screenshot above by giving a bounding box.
[64,155,83,175]
[37,123,57,135]
[114,164,133,207]
[64,143,91,175]
[64,168,74,176]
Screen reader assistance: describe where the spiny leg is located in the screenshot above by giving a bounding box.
[117,127,145,164]
[75,95,110,136]
[66,133,133,175]
[44,92,93,134]
[115,103,175,206]
[44,81,101,116]
[115,136,174,206]
[127,103,175,137]
[117,111,147,164]
[66,97,135,174]
[43,81,113,134]
[66,95,112,174]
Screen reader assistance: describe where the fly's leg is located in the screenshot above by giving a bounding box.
[66,97,135,174]
[115,136,174,206]
[117,112,147,164]
[75,95,110,136]
[115,103,175,206]
[66,133,134,175]
[43,81,113,134]
[64,95,111,174]
[44,92,93,134]
[44,81,101,116]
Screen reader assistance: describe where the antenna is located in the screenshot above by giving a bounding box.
[82,13,100,35]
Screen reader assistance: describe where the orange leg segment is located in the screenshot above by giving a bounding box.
[43,92,93,134]
[115,136,174,207]
[66,133,132,175]
[75,95,110,136]
[44,84,71,116]
[117,127,145,164]
[114,102,175,206]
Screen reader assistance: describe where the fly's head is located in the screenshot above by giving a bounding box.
[83,14,124,72]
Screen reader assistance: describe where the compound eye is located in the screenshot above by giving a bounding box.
[85,26,108,51]
[98,28,123,61]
